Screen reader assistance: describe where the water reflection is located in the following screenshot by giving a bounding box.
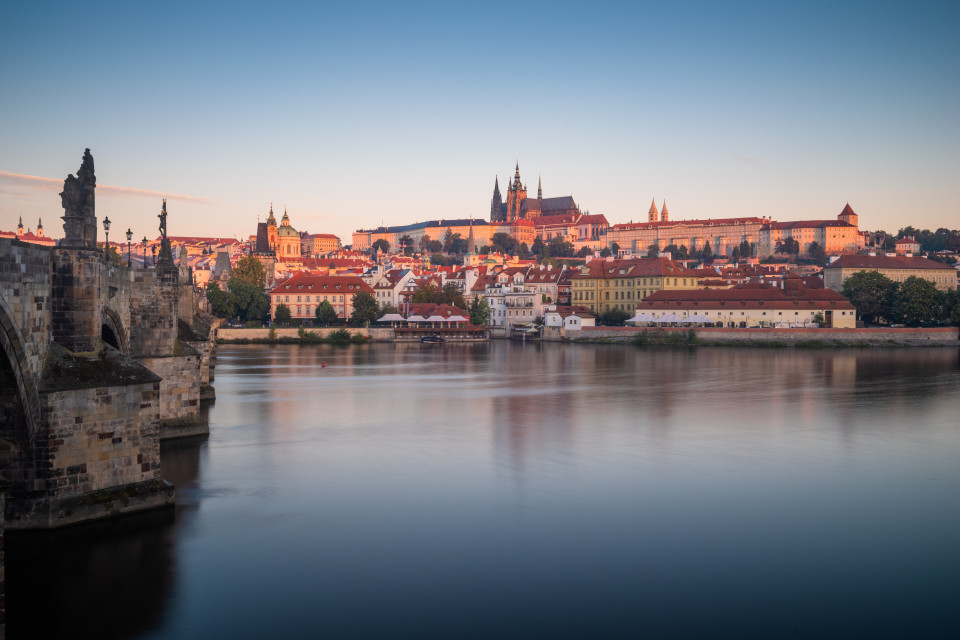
[6,343,960,639]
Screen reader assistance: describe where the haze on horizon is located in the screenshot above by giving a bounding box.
[1,1,958,245]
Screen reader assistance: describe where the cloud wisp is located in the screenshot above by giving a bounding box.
[0,171,218,205]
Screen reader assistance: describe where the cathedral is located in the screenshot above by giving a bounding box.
[489,163,580,223]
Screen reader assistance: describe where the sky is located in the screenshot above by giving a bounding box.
[1,1,958,245]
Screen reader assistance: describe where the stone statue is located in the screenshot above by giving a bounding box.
[157,199,173,264]
[60,148,97,248]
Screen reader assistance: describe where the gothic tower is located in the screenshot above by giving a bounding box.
[506,163,527,221]
[490,177,504,222]
[266,203,278,250]
[661,200,669,222]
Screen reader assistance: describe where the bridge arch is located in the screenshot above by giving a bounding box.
[101,307,128,354]
[0,295,41,457]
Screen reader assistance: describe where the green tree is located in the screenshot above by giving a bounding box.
[840,271,898,324]
[491,232,517,255]
[350,290,380,326]
[646,243,659,258]
[808,241,827,266]
[372,239,390,254]
[468,296,491,325]
[610,242,621,256]
[273,303,292,325]
[517,242,530,259]
[531,236,546,258]
[739,240,752,258]
[232,255,267,289]
[379,302,400,317]
[99,244,123,266]
[418,234,431,252]
[890,276,945,326]
[398,235,414,255]
[701,241,713,260]
[425,239,443,253]
[598,309,631,326]
[731,246,741,262]
[576,246,593,258]
[443,231,466,253]
[411,284,441,304]
[943,288,960,326]
[599,247,612,258]
[315,300,340,325]
[206,282,235,318]
[547,235,575,257]
[440,282,467,309]
[228,277,271,323]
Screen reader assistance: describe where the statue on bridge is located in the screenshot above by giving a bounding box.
[157,199,174,265]
[60,148,97,249]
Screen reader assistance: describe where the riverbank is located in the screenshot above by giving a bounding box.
[565,326,960,347]
[216,325,959,347]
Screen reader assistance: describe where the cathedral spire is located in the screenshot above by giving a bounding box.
[648,199,659,223]
[661,200,669,222]
[537,175,542,200]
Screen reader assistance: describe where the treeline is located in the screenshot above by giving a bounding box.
[841,271,960,327]
[871,227,960,254]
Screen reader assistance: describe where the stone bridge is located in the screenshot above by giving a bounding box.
[0,150,216,529]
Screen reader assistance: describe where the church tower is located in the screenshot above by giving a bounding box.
[16,215,23,237]
[37,217,44,238]
[490,177,504,222]
[648,199,659,223]
[661,200,669,222]
[537,175,542,200]
[266,203,278,250]
[506,163,527,221]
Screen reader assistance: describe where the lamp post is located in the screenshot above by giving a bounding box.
[102,216,111,263]
[126,228,133,267]
[141,236,147,267]
[151,245,157,266]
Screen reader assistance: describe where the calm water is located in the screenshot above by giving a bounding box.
[9,343,960,638]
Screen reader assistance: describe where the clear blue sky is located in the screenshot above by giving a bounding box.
[2,1,958,244]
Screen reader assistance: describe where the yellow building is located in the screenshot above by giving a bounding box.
[570,257,700,314]
[823,255,957,292]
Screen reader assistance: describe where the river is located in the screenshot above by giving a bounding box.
[8,343,960,638]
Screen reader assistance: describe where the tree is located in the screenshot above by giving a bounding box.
[478,245,491,255]
[418,234,431,252]
[517,242,530,259]
[379,302,400,317]
[599,247,612,258]
[468,296,491,325]
[491,232,517,255]
[701,241,713,260]
[273,303,292,325]
[350,290,380,326]
[890,276,945,326]
[610,242,621,256]
[531,236,546,258]
[547,235,575,258]
[372,239,390,254]
[775,238,799,255]
[99,244,123,266]
[808,241,827,267]
[739,240,752,258]
[576,246,593,258]
[440,282,467,309]
[663,244,688,260]
[646,243,659,258]
[232,255,267,289]
[398,235,414,256]
[315,300,340,325]
[731,246,741,262]
[598,309,631,326]
[840,271,898,324]
[227,277,271,323]
[412,284,441,304]
[206,282,235,318]
[424,239,443,253]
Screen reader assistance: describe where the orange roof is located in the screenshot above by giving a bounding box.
[269,272,372,295]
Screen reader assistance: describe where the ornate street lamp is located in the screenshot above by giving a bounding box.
[151,244,157,266]
[102,216,111,263]
[141,236,148,266]
[126,228,133,267]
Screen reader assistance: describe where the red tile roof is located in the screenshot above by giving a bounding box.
[826,255,949,271]
[269,272,372,295]
[572,257,696,279]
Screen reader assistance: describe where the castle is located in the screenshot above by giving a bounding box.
[490,163,580,223]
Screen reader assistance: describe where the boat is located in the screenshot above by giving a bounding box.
[421,335,446,344]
